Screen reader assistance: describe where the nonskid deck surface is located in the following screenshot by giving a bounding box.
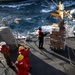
[0,37,75,75]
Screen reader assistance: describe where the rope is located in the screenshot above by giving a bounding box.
[44,0,51,6]
[0,60,6,68]
[55,0,58,3]
[44,0,58,12]
[67,47,75,67]
[51,0,58,6]
[72,49,75,56]
[44,0,58,7]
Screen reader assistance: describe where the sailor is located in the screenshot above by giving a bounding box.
[18,46,30,70]
[50,1,64,20]
[38,26,44,49]
[15,54,30,75]
[58,1,64,19]
[0,42,13,67]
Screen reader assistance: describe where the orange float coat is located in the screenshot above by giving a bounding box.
[15,59,30,75]
[38,30,43,38]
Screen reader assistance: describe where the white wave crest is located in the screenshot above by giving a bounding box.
[41,9,52,13]
[1,5,17,8]
[42,25,53,33]
[25,18,32,21]
[70,9,75,14]
[0,2,35,8]
[41,4,56,13]
[31,25,75,38]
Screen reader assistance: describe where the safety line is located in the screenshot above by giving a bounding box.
[44,0,58,12]
[44,0,51,6]
[72,49,75,56]
[44,0,58,7]
[56,0,58,3]
[51,0,58,6]
[67,47,75,67]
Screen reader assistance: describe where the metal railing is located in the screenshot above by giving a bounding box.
[0,60,9,75]
[0,67,9,75]
[0,60,17,75]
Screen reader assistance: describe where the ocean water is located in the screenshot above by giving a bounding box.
[0,0,75,37]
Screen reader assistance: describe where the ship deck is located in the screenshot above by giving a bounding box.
[0,36,75,75]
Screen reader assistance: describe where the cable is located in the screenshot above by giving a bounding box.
[44,0,58,7]
[44,0,58,12]
[56,0,58,4]
[44,0,51,6]
[72,49,75,56]
[67,47,75,67]
[51,0,58,6]
[0,60,6,68]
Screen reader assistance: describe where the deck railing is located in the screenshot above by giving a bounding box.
[0,67,9,75]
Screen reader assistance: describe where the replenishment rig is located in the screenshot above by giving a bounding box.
[50,1,74,51]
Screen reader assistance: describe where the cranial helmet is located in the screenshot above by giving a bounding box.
[19,46,24,51]
[0,42,6,46]
[38,26,42,30]
[17,54,24,61]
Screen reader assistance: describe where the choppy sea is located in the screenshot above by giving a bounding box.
[0,0,75,37]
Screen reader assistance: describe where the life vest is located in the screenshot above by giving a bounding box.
[19,48,29,57]
[38,30,43,37]
[0,45,10,58]
[15,59,29,75]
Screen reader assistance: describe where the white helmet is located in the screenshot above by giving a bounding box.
[0,42,6,46]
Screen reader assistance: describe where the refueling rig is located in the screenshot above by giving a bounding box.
[50,1,74,51]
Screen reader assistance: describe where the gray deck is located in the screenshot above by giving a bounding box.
[0,37,75,75]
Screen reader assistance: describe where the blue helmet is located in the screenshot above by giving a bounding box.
[38,26,42,30]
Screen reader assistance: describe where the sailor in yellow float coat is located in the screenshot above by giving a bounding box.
[15,54,30,75]
[50,1,71,20]
[58,1,64,19]
[50,1,64,19]
[18,46,31,70]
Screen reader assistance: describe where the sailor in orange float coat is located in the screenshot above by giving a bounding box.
[15,54,30,75]
[38,27,44,49]
[18,46,30,70]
